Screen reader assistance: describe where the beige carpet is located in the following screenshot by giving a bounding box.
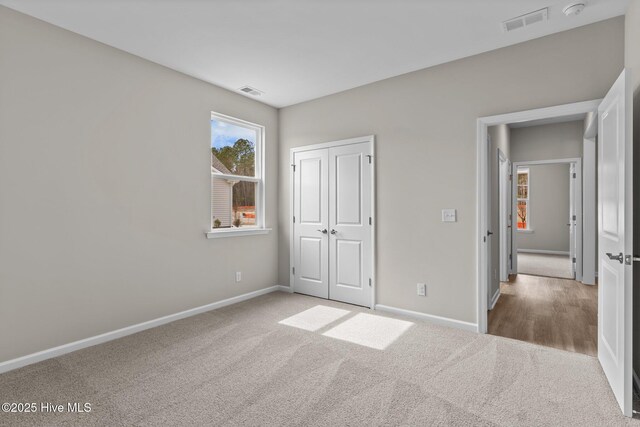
[517,252,574,279]
[1,292,636,426]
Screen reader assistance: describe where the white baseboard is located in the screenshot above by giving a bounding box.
[277,285,293,293]
[0,285,286,375]
[489,288,501,310]
[517,249,569,256]
[374,304,478,332]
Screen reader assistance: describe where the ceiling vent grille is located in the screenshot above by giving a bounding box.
[239,86,263,96]
[502,8,548,32]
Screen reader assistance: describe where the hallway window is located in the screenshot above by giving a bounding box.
[517,168,530,230]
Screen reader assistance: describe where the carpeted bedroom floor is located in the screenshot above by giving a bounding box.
[0,292,636,426]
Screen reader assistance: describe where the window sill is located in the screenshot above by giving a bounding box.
[517,228,535,234]
[206,228,271,239]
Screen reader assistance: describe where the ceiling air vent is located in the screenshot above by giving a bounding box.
[239,86,263,96]
[502,8,548,32]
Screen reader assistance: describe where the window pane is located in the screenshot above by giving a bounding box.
[232,181,257,227]
[517,172,528,185]
[517,185,528,199]
[212,178,257,228]
[212,177,233,228]
[211,119,256,177]
[517,201,528,229]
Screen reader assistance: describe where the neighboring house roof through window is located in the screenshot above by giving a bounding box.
[211,153,232,174]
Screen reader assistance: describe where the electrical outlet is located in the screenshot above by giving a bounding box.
[417,283,427,296]
[235,272,242,282]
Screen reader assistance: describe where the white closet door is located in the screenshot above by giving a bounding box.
[328,142,373,307]
[293,149,329,299]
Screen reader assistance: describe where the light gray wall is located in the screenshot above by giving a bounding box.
[0,7,279,363]
[510,121,584,162]
[510,121,583,253]
[488,125,510,300]
[625,1,640,379]
[516,164,571,252]
[279,18,624,324]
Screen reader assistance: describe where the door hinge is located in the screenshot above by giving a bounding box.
[573,172,576,178]
[572,215,576,221]
[369,278,372,287]
[366,155,373,164]
[369,217,372,225]
[291,164,296,172]
[572,257,576,263]
[292,267,295,275]
[293,216,295,223]
[509,174,512,181]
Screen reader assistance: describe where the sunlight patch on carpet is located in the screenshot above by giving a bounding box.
[322,313,413,350]
[278,305,351,331]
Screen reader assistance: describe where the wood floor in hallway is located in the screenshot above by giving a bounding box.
[488,274,598,356]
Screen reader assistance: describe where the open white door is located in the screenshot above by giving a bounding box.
[597,69,633,417]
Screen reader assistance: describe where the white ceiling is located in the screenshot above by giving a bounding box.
[0,0,629,108]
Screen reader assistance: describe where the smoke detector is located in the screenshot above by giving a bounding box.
[238,86,263,96]
[502,8,548,32]
[563,3,586,16]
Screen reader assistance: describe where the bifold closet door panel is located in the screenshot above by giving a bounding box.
[328,142,372,307]
[293,149,329,299]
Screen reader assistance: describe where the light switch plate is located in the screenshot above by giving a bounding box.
[417,283,426,296]
[442,209,457,222]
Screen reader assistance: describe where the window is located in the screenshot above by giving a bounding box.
[208,112,266,237]
[517,167,530,230]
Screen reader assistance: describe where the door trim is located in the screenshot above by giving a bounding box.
[498,149,509,282]
[290,135,376,309]
[476,100,601,334]
[511,158,582,282]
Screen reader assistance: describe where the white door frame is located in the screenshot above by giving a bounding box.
[511,158,582,281]
[498,149,509,282]
[582,115,598,285]
[289,135,376,309]
[476,100,600,333]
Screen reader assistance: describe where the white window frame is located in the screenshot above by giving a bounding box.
[206,112,270,238]
[516,167,532,232]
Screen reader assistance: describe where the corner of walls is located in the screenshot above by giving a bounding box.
[0,6,280,364]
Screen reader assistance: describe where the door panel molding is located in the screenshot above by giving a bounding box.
[292,149,329,299]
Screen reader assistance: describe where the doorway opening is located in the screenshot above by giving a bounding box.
[477,70,633,417]
[512,158,582,281]
[484,112,596,356]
